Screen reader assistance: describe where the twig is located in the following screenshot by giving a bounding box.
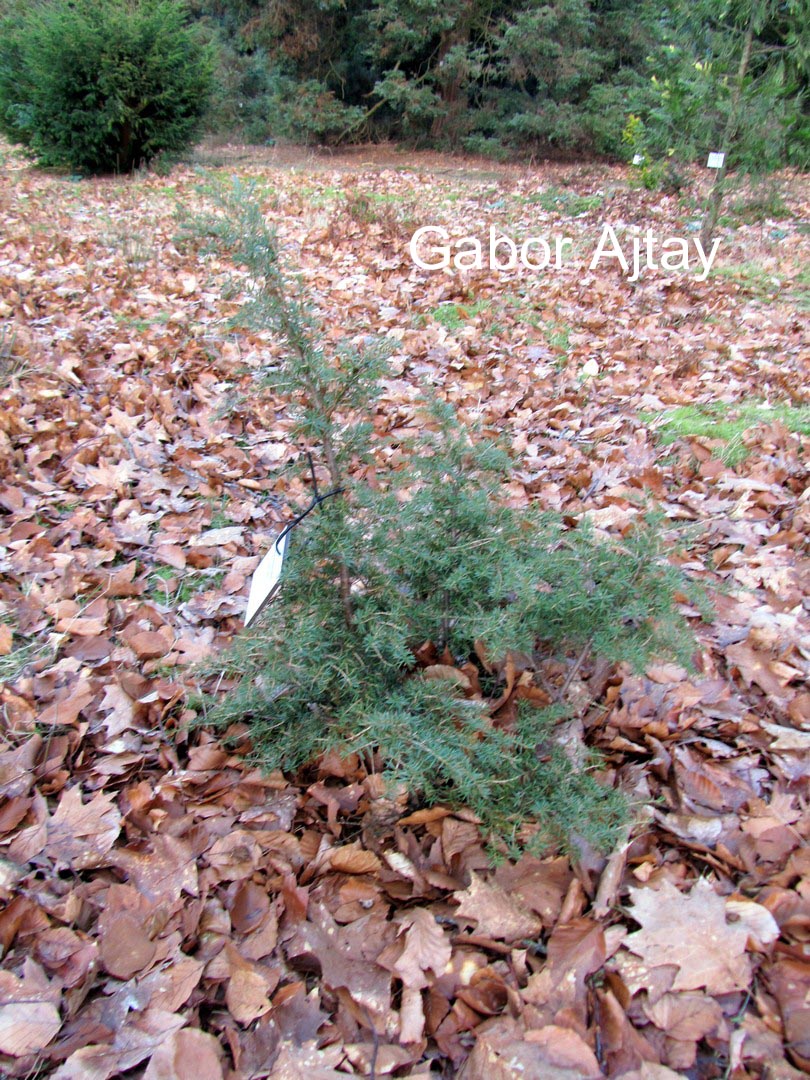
[362,1005,379,1080]
[558,638,592,702]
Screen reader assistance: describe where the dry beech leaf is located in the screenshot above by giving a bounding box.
[393,908,452,989]
[328,842,382,875]
[459,1016,602,1079]
[192,525,244,547]
[768,957,810,1068]
[143,1028,224,1080]
[725,898,780,950]
[137,957,205,1013]
[230,880,271,934]
[422,664,472,690]
[99,682,137,737]
[761,721,810,751]
[37,683,95,728]
[0,960,61,1057]
[126,630,171,660]
[610,1061,684,1079]
[524,1025,603,1075]
[53,1007,186,1080]
[100,912,157,979]
[0,999,61,1057]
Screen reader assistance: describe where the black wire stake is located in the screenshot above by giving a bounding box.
[245,453,344,628]
[274,452,344,553]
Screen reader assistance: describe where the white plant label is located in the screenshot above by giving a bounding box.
[244,532,288,627]
[707,152,725,169]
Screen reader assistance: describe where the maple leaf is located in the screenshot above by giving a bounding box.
[623,878,752,994]
[285,905,395,1025]
[73,458,140,492]
[642,990,724,1046]
[43,786,122,870]
[453,872,543,943]
[726,641,795,704]
[110,834,198,902]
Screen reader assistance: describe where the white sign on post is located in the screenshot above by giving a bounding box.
[244,532,288,627]
[707,152,725,169]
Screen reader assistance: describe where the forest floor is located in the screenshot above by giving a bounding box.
[0,138,808,1079]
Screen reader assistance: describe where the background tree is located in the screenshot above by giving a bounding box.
[185,0,665,155]
[0,0,214,172]
[633,0,809,236]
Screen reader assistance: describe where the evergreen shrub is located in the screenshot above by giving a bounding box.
[195,185,707,856]
[0,0,213,173]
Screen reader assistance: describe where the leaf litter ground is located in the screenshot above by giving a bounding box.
[0,139,808,1078]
